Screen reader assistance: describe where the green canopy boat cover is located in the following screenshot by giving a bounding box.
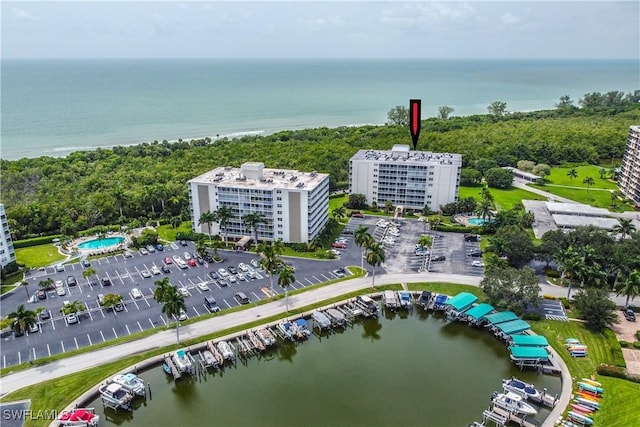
[444,292,478,311]
[509,346,549,361]
[495,319,531,335]
[483,311,518,325]
[510,335,549,347]
[464,303,494,321]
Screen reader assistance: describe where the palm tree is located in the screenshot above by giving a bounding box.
[20,281,30,299]
[278,265,295,312]
[82,267,96,281]
[215,206,234,246]
[567,168,578,182]
[8,304,38,362]
[354,226,373,270]
[475,199,495,222]
[617,270,640,307]
[613,218,636,239]
[243,212,266,250]
[332,206,347,223]
[384,200,394,214]
[582,176,595,192]
[198,210,217,245]
[38,278,53,291]
[417,234,432,271]
[153,277,186,344]
[272,238,286,256]
[365,242,385,288]
[258,242,281,290]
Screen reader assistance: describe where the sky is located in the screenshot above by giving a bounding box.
[2,1,639,59]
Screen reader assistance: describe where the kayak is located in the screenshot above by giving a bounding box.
[576,397,600,409]
[578,382,604,394]
[580,378,602,388]
[577,392,600,401]
[568,411,594,425]
[570,403,594,414]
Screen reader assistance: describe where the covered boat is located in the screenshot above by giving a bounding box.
[356,295,379,316]
[58,408,100,427]
[417,291,432,309]
[217,340,235,360]
[325,308,346,326]
[491,392,537,416]
[99,383,133,410]
[172,349,193,373]
[277,321,296,341]
[256,328,276,346]
[383,290,399,310]
[397,291,412,309]
[312,311,332,330]
[293,319,311,339]
[502,377,540,400]
[568,411,593,425]
[112,373,146,396]
[202,350,217,367]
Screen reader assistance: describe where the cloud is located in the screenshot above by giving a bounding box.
[380,2,474,32]
[295,15,345,30]
[11,7,39,22]
[501,12,522,26]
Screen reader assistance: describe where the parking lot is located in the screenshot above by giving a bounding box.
[1,241,357,368]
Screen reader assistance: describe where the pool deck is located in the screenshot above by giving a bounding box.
[69,233,128,255]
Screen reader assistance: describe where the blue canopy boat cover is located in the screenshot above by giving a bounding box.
[495,320,531,335]
[483,311,518,325]
[509,346,549,361]
[434,294,449,305]
[464,303,494,321]
[510,335,549,347]
[444,292,478,312]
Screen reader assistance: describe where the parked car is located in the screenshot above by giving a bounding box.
[29,323,40,333]
[250,259,260,268]
[187,259,197,267]
[113,301,125,312]
[123,251,134,258]
[177,260,188,269]
[228,275,237,283]
[431,255,446,262]
[333,269,346,278]
[161,265,171,274]
[467,250,483,257]
[37,290,47,300]
[40,310,51,320]
[131,288,143,299]
[56,286,66,296]
[141,270,152,278]
[146,245,156,253]
[97,294,105,306]
[471,260,485,268]
[227,266,238,275]
[623,307,636,322]
[164,256,173,264]
[55,264,65,272]
[139,248,149,255]
[238,263,249,272]
[235,292,249,304]
[177,309,188,321]
[151,265,161,275]
[204,296,221,313]
[156,243,164,251]
[464,233,481,242]
[66,313,78,324]
[209,271,219,280]
[197,282,210,291]
[178,287,191,297]
[218,268,229,277]
[102,277,112,286]
[350,211,364,218]
[66,276,77,286]
[332,242,347,249]
[179,240,189,246]
[216,278,228,287]
[82,259,91,267]
[237,273,246,281]
[183,252,192,260]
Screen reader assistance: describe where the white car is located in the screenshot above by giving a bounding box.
[173,255,183,264]
[228,275,237,283]
[151,265,161,275]
[218,268,229,277]
[376,219,388,227]
[237,273,246,281]
[238,263,249,272]
[131,288,143,299]
[55,264,65,272]
[178,287,191,297]
[250,259,260,268]
[177,309,188,321]
[183,252,192,260]
[140,270,152,278]
[329,249,341,256]
[56,285,66,296]
[471,260,485,268]
[66,313,78,324]
[197,282,210,291]
[139,248,149,255]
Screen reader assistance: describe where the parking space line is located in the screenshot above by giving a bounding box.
[251,291,262,301]
[100,331,105,342]
[149,319,155,328]
[160,316,167,326]
[289,282,299,290]
[51,319,56,330]
[85,303,93,320]
[312,275,323,283]
[2,355,5,369]
[304,278,314,285]
[137,321,143,332]
[74,337,79,350]
[100,308,105,318]
[47,344,51,357]
[87,334,92,346]
[223,299,232,309]
[125,268,136,283]
[296,280,305,287]
[144,298,150,307]
[18,352,21,365]
[193,307,201,317]
[132,299,140,310]
[320,273,331,281]
[112,328,118,338]
[32,348,37,361]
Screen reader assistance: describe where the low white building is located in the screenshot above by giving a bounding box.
[349,145,462,211]
[188,162,329,243]
[0,204,16,268]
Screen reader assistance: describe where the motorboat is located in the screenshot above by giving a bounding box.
[99,383,133,410]
[417,291,432,309]
[202,350,217,367]
[112,373,146,396]
[312,311,332,330]
[277,320,296,341]
[491,392,537,416]
[325,308,346,326]
[293,318,311,339]
[247,330,266,351]
[397,291,412,309]
[356,295,379,317]
[383,290,399,310]
[256,328,276,346]
[217,340,235,360]
[172,349,193,373]
[502,377,540,400]
[58,408,100,426]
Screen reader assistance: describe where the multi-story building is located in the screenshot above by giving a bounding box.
[349,145,462,211]
[0,203,16,269]
[619,125,640,206]
[188,162,329,243]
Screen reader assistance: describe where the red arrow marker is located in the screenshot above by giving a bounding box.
[409,99,421,150]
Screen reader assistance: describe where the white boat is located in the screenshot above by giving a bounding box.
[112,373,146,396]
[502,377,541,400]
[99,383,133,409]
[397,291,412,309]
[325,308,346,326]
[312,311,332,329]
[256,328,276,346]
[492,392,538,416]
[217,340,235,360]
[356,295,379,316]
[293,318,311,339]
[277,320,296,341]
[383,290,399,310]
[202,350,217,367]
[58,408,100,426]
[172,349,193,373]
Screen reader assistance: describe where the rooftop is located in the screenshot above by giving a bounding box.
[552,214,620,230]
[545,201,610,217]
[351,147,462,166]
[189,162,328,191]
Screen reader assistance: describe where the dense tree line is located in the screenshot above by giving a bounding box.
[1,93,638,239]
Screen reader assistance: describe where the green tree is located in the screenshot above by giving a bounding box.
[258,242,281,291]
[475,198,495,222]
[556,95,575,110]
[243,212,266,250]
[215,206,234,246]
[60,300,84,316]
[82,267,96,280]
[438,105,454,120]
[567,168,578,182]
[354,225,374,270]
[7,304,38,362]
[617,270,640,308]
[484,167,513,189]
[613,218,636,239]
[573,288,617,332]
[102,293,123,310]
[488,101,507,117]
[480,265,541,314]
[531,163,551,179]
[582,176,595,192]
[38,278,54,291]
[198,210,217,245]
[170,215,182,229]
[331,206,347,223]
[474,158,499,176]
[384,200,394,214]
[153,277,186,344]
[365,242,385,288]
[460,168,482,186]
[346,193,367,210]
[278,265,295,312]
[490,225,535,267]
[386,105,409,125]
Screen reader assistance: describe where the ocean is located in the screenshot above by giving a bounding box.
[1,59,638,160]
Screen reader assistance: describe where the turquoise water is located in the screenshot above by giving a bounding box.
[468,217,490,225]
[2,59,638,160]
[77,236,124,250]
[86,310,561,426]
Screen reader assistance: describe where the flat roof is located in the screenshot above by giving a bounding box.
[509,346,549,361]
[503,167,541,180]
[495,319,531,335]
[510,335,549,347]
[189,164,328,191]
[351,148,462,166]
[464,303,495,321]
[484,311,519,325]
[552,214,620,230]
[444,292,478,311]
[545,202,610,217]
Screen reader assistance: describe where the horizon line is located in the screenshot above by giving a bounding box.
[2,57,638,61]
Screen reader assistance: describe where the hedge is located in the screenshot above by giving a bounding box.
[619,340,630,348]
[13,234,63,249]
[634,341,640,349]
[522,312,542,321]
[637,330,640,341]
[597,364,640,383]
[604,328,627,368]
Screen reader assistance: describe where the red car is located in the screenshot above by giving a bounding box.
[164,257,173,265]
[350,211,364,218]
[332,242,347,249]
[187,259,197,267]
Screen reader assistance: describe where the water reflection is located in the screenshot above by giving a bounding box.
[361,318,382,341]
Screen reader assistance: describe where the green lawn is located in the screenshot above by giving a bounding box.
[14,245,66,268]
[329,195,348,213]
[459,185,546,210]
[543,165,618,189]
[528,184,634,211]
[156,221,192,242]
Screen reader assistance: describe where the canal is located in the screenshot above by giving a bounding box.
[89,309,561,426]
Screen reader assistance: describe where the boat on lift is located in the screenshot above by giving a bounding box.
[293,318,311,339]
[99,383,133,410]
[58,408,100,426]
[111,373,146,397]
[502,377,540,400]
[217,340,235,361]
[312,311,332,329]
[256,328,276,346]
[277,320,296,341]
[491,392,537,416]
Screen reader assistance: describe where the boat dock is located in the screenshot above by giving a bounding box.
[207,341,225,367]
[163,355,182,380]
[484,405,539,427]
[383,290,400,310]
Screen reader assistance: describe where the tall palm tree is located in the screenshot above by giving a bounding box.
[365,242,386,288]
[272,238,286,256]
[258,242,280,290]
[354,226,373,270]
[567,168,578,182]
[8,304,38,361]
[617,270,640,307]
[582,176,595,192]
[613,218,636,239]
[198,210,217,245]
[417,234,432,271]
[384,200,394,214]
[475,199,494,222]
[243,212,266,250]
[331,206,347,223]
[278,265,295,312]
[38,278,54,291]
[215,206,234,246]
[153,277,186,344]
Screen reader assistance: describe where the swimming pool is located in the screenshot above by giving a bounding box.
[467,217,489,225]
[77,236,124,250]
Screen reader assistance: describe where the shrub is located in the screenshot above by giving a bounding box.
[596,364,627,379]
[604,329,627,368]
[560,298,571,309]
[13,234,63,249]
[544,268,560,279]
[634,342,640,349]
[619,340,630,348]
[522,312,541,321]
[637,330,640,341]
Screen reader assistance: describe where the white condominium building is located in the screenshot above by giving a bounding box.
[188,162,330,243]
[0,204,16,268]
[349,145,462,211]
[619,125,640,206]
